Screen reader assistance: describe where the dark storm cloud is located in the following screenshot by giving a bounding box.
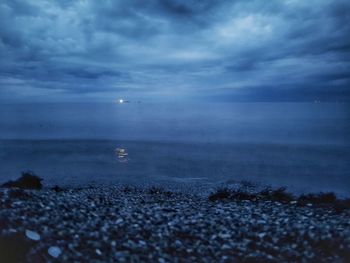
[0,0,349,102]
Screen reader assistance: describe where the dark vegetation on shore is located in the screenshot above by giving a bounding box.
[1,171,43,190]
[208,187,350,213]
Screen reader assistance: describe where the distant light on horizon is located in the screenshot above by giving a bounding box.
[119,99,124,104]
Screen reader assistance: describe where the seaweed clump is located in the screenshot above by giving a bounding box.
[208,186,350,211]
[1,171,43,190]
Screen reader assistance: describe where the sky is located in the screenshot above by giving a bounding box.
[0,0,349,102]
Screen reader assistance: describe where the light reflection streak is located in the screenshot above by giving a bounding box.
[115,147,129,163]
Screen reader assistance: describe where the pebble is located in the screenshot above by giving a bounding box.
[219,233,231,239]
[25,229,40,241]
[175,240,182,246]
[48,246,62,258]
[258,233,266,239]
[115,219,124,224]
[221,244,230,249]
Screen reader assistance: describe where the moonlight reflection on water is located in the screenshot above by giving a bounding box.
[115,147,129,163]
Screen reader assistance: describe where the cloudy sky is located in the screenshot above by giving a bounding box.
[0,0,349,102]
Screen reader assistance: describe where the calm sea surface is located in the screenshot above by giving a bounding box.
[0,102,349,194]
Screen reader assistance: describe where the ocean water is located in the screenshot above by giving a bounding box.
[0,102,349,194]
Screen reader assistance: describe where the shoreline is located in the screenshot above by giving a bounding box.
[1,185,350,262]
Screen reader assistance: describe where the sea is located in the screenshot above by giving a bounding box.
[0,102,349,195]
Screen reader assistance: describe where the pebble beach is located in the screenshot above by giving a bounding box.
[1,186,350,262]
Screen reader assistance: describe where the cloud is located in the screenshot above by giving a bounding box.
[0,0,349,102]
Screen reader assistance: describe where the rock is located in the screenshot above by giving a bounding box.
[175,240,182,247]
[222,244,231,249]
[219,233,231,239]
[8,228,17,233]
[48,246,61,258]
[115,251,127,258]
[115,219,124,224]
[258,233,266,239]
[51,185,64,192]
[139,240,146,246]
[25,230,40,241]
